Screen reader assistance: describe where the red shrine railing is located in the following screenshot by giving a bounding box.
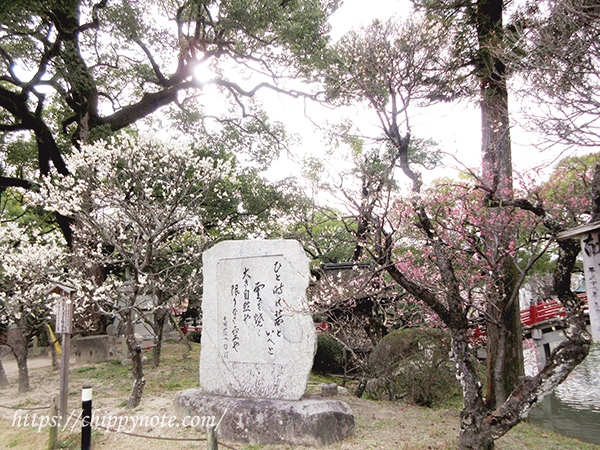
[468,294,588,346]
[520,293,588,327]
[520,299,566,327]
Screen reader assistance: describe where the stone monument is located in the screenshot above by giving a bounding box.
[175,240,354,446]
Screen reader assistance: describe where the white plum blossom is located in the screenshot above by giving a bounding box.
[0,222,67,376]
[29,132,235,406]
[0,222,68,327]
[0,219,70,392]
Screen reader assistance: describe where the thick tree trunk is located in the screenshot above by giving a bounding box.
[458,424,494,450]
[152,307,167,368]
[477,0,524,412]
[450,328,494,450]
[7,328,30,393]
[485,259,523,409]
[123,309,145,408]
[485,313,523,408]
[0,356,9,387]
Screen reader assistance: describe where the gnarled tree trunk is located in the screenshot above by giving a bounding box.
[0,356,9,388]
[7,328,29,393]
[123,307,145,408]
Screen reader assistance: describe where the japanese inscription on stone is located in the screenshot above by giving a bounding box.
[200,240,316,400]
[218,257,289,362]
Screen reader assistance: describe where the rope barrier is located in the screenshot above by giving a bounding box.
[92,423,238,449]
[94,423,207,441]
[0,403,50,410]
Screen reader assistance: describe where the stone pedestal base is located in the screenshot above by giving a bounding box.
[174,389,355,446]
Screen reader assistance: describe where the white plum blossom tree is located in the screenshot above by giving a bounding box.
[0,222,68,392]
[35,132,234,407]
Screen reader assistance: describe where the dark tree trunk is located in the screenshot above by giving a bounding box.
[123,309,145,408]
[7,328,30,393]
[476,0,524,413]
[152,307,167,368]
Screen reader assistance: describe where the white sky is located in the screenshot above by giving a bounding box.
[258,0,583,196]
[328,0,412,40]
[261,0,484,189]
[184,0,586,199]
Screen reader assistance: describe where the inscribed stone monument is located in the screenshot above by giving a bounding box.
[175,239,354,446]
[199,239,315,399]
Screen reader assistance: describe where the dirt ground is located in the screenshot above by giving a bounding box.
[0,344,598,450]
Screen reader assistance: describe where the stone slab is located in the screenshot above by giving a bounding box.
[320,383,339,397]
[72,335,116,363]
[579,230,600,341]
[200,240,315,400]
[174,389,355,446]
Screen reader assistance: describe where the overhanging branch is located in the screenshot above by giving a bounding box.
[0,177,32,190]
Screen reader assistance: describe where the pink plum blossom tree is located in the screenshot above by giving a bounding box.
[334,150,595,449]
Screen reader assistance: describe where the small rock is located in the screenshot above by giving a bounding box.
[320,383,338,397]
[338,386,350,396]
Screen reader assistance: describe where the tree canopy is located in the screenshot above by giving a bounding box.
[0,0,337,189]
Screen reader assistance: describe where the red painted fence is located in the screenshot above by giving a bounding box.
[520,299,566,327]
[520,293,589,327]
[468,294,588,346]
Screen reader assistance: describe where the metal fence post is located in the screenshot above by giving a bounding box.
[81,386,92,450]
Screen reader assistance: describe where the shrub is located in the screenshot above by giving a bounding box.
[366,328,459,407]
[313,333,346,374]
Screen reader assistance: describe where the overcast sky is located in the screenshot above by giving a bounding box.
[328,0,411,40]
[258,0,573,193]
[261,0,482,189]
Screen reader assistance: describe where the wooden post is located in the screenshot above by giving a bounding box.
[342,347,348,387]
[54,290,74,426]
[207,425,218,450]
[59,331,70,426]
[48,395,59,450]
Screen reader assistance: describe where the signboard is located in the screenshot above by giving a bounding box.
[580,231,600,342]
[55,296,73,334]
